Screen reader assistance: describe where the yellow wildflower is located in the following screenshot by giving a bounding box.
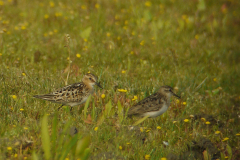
[119,146,122,150]
[0,1,4,5]
[146,129,151,133]
[24,157,27,160]
[49,1,54,7]
[123,26,128,30]
[101,94,105,99]
[157,126,161,130]
[175,99,180,103]
[215,131,221,134]
[94,127,98,131]
[195,34,199,40]
[54,29,58,33]
[145,154,150,160]
[106,32,111,37]
[201,118,206,122]
[121,70,126,74]
[118,89,127,93]
[161,158,167,160]
[236,133,240,136]
[84,39,88,42]
[24,127,28,130]
[145,1,152,7]
[95,4,100,9]
[88,71,91,73]
[140,127,144,132]
[222,137,229,142]
[76,53,81,58]
[20,108,24,111]
[21,26,26,30]
[7,147,12,151]
[140,40,145,46]
[213,78,217,82]
[126,142,130,145]
[182,102,187,105]
[44,14,49,19]
[224,156,228,159]
[22,72,26,76]
[132,95,138,101]
[14,154,18,158]
[81,5,86,10]
[182,15,187,20]
[12,95,17,99]
[184,119,189,122]
[173,121,177,124]
[49,31,53,36]
[130,51,134,54]
[0,53,2,56]
[205,121,210,125]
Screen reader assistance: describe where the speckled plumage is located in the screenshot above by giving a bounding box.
[127,86,180,118]
[34,73,102,109]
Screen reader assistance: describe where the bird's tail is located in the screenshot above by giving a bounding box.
[33,94,55,101]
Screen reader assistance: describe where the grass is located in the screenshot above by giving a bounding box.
[0,0,240,159]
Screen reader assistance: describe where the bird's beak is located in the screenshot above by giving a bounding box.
[96,82,103,89]
[171,91,181,99]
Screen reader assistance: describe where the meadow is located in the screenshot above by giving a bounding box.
[0,0,240,159]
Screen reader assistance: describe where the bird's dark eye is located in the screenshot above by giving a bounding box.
[89,78,92,80]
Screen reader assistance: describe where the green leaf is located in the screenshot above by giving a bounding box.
[32,151,39,160]
[76,135,90,157]
[226,144,232,160]
[197,0,206,11]
[105,100,113,117]
[133,115,149,126]
[84,95,91,119]
[117,101,123,123]
[212,88,220,95]
[41,114,51,160]
[157,19,164,29]
[91,101,96,121]
[55,121,72,159]
[51,114,58,154]
[220,152,225,160]
[80,27,92,39]
[203,150,209,160]
[59,135,79,160]
[143,10,152,21]
[82,148,91,160]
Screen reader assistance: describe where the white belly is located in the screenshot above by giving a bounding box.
[65,96,88,107]
[143,104,169,118]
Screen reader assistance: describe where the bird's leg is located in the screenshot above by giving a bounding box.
[70,107,74,115]
[58,104,64,111]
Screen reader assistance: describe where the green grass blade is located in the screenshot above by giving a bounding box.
[117,100,123,123]
[32,151,39,160]
[133,115,149,126]
[59,134,79,160]
[41,114,51,160]
[76,135,90,157]
[84,95,91,119]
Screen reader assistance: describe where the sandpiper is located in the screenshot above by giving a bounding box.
[127,86,180,118]
[34,73,102,110]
